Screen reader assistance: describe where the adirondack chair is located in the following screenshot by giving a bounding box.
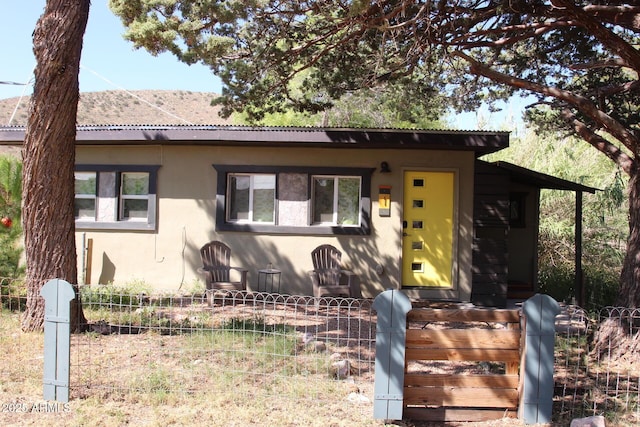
[198,241,248,291]
[309,244,360,298]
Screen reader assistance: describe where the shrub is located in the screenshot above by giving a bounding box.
[0,156,23,280]
[538,264,619,311]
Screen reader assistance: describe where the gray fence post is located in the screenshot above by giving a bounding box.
[372,289,412,420]
[40,278,75,403]
[521,293,560,425]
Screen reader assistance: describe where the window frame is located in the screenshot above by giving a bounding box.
[75,165,160,231]
[74,171,98,220]
[226,173,277,224]
[213,165,373,235]
[311,175,362,227]
[119,171,151,222]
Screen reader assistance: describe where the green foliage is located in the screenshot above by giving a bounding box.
[0,156,23,280]
[80,281,152,307]
[0,233,23,280]
[538,264,618,311]
[235,84,447,128]
[0,156,21,216]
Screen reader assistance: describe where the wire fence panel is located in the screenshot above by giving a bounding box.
[1,277,639,426]
[554,305,640,426]
[553,305,593,423]
[589,307,640,426]
[72,288,377,421]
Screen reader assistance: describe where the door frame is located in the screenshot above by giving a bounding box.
[400,167,461,300]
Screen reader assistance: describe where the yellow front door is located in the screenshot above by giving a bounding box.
[402,171,455,288]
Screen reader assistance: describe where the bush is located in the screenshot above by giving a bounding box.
[538,264,575,304]
[0,156,23,281]
[80,280,152,308]
[538,264,618,311]
[583,266,619,311]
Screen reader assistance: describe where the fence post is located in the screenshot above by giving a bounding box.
[40,278,75,403]
[520,293,560,425]
[372,289,412,421]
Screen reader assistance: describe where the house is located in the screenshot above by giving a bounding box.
[0,125,596,306]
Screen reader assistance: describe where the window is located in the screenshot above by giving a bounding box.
[227,174,276,223]
[75,165,160,231]
[312,176,361,226]
[120,172,150,221]
[74,172,97,219]
[213,165,373,235]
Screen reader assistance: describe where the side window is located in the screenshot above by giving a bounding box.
[227,174,276,224]
[75,165,159,231]
[74,172,97,220]
[312,176,361,226]
[120,172,150,221]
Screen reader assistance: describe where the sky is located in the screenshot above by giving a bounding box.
[0,1,222,101]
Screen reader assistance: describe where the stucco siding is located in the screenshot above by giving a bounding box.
[74,144,475,299]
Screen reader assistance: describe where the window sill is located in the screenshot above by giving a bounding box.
[75,221,156,231]
[216,222,370,235]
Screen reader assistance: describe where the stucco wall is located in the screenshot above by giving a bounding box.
[75,144,476,300]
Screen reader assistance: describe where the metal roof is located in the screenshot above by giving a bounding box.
[0,125,509,155]
[492,161,598,193]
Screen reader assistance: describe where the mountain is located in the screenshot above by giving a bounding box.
[0,90,232,126]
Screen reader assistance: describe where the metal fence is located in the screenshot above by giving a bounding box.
[553,305,640,426]
[75,288,377,404]
[1,277,639,425]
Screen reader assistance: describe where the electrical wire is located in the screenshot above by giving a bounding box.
[80,64,195,125]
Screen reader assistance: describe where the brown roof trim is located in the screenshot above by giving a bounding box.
[0,125,509,154]
[492,161,598,193]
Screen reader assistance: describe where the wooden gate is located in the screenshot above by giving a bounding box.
[403,307,523,423]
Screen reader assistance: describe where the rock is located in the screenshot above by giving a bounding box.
[300,332,315,345]
[347,392,370,404]
[306,340,326,353]
[570,415,606,427]
[91,320,112,335]
[330,359,351,379]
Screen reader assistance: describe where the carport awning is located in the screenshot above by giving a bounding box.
[490,160,598,307]
[492,161,598,193]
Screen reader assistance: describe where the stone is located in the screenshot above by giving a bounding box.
[330,359,351,379]
[300,332,315,345]
[347,392,370,404]
[569,415,606,427]
[307,340,326,353]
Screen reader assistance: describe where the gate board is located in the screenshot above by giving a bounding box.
[404,307,522,422]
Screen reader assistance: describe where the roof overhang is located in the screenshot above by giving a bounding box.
[491,160,598,193]
[0,125,509,155]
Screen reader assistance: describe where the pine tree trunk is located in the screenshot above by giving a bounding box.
[21,0,90,332]
[618,167,640,308]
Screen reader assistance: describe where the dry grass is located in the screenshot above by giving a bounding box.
[0,90,232,127]
[0,306,380,427]
[0,301,533,427]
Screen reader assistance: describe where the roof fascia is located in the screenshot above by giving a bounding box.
[0,126,509,154]
[491,160,598,193]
